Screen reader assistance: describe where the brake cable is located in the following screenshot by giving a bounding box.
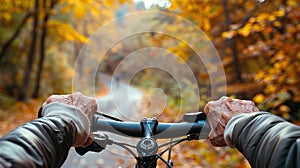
[113,141,139,159]
[95,111,124,121]
[167,138,172,165]
[159,138,189,156]
[156,154,173,168]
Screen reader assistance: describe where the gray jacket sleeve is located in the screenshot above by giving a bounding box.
[0,103,87,168]
[224,112,300,168]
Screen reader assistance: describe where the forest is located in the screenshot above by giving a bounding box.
[0,0,299,167]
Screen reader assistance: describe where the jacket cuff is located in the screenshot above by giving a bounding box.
[42,102,90,147]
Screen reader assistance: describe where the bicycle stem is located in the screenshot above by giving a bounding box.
[136,117,159,168]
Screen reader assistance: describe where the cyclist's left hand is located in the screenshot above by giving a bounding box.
[42,92,97,147]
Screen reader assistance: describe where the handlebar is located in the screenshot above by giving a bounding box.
[76,112,211,165]
[92,116,210,139]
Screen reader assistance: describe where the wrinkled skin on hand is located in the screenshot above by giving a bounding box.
[204,96,259,146]
[43,92,98,146]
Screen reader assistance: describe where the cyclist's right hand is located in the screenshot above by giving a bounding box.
[204,96,259,146]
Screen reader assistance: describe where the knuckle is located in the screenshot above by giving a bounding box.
[73,92,83,97]
[244,100,255,106]
[45,95,57,103]
[220,96,230,101]
[204,102,211,111]
[218,96,232,104]
[204,101,217,113]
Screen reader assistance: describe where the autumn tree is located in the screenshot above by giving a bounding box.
[0,0,119,100]
[32,0,58,98]
[18,0,40,101]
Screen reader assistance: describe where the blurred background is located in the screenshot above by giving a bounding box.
[0,0,299,167]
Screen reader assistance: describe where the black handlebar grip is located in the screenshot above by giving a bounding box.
[75,141,104,156]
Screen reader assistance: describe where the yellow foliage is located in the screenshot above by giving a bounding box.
[273,62,281,69]
[238,25,251,37]
[60,5,71,14]
[73,0,86,18]
[59,0,100,18]
[187,4,193,11]
[254,42,299,111]
[90,5,100,16]
[287,0,298,7]
[254,71,264,81]
[222,30,237,39]
[169,1,179,10]
[47,20,88,42]
[275,8,285,17]
[249,17,256,23]
[0,13,12,22]
[279,105,291,113]
[253,94,265,104]
[273,21,282,27]
[265,85,277,94]
[253,24,263,32]
[257,13,268,21]
[267,14,276,21]
[203,18,211,31]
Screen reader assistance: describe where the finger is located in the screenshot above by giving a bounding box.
[209,130,226,147]
[225,101,234,111]
[82,137,94,147]
[91,100,98,113]
[221,112,231,125]
[45,95,60,104]
[72,92,84,101]
[204,99,220,115]
[210,136,227,147]
[218,96,232,103]
[252,106,259,112]
[44,95,72,105]
[204,102,211,115]
[72,92,83,96]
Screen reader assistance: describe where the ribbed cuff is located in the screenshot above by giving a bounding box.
[42,102,90,146]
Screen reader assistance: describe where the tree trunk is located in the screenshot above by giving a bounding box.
[32,0,57,98]
[0,13,32,61]
[18,0,40,101]
[222,0,242,82]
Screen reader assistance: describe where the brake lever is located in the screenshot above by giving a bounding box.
[38,107,111,156]
[75,133,113,156]
[75,141,103,156]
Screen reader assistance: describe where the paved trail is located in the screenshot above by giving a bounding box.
[61,74,143,168]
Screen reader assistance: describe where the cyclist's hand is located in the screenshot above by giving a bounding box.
[41,92,97,147]
[204,96,259,146]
